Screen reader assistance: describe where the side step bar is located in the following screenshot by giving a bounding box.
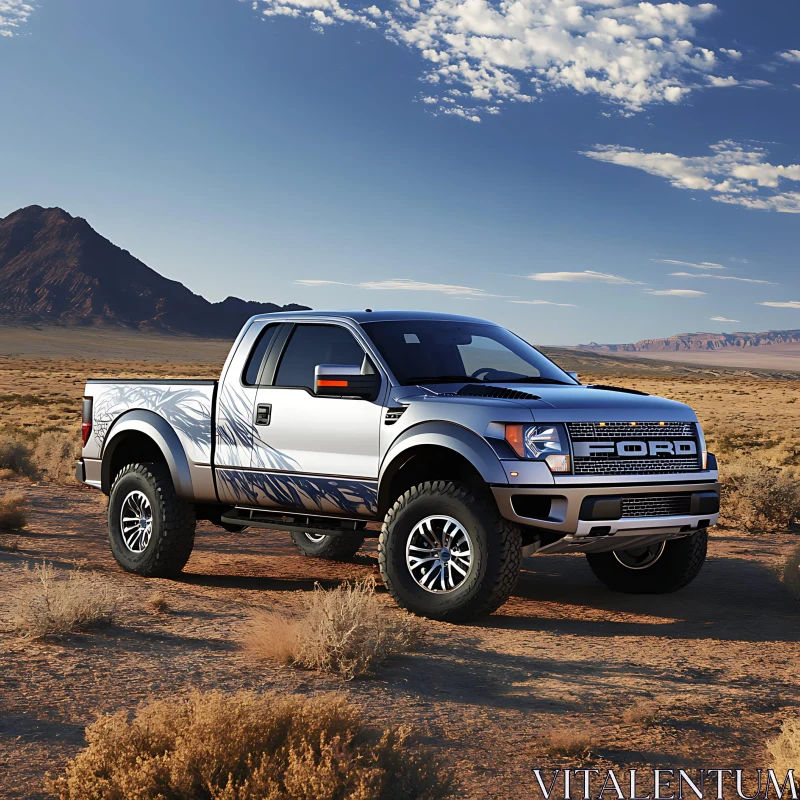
[220,508,368,538]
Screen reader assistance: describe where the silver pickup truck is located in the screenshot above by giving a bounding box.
[77,310,719,621]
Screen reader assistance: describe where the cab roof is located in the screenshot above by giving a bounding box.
[249,309,498,325]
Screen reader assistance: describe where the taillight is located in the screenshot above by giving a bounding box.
[81,397,93,446]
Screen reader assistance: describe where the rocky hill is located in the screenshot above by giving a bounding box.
[580,330,800,353]
[0,205,308,337]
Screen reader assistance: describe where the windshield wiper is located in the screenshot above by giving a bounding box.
[497,377,572,385]
[402,375,481,385]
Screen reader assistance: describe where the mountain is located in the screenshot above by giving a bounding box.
[0,205,308,337]
[579,330,800,353]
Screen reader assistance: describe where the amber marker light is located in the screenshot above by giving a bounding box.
[318,380,348,387]
[504,424,526,458]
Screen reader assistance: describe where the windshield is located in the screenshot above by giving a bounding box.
[361,320,576,386]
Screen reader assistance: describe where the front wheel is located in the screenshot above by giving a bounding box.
[108,462,196,577]
[586,529,708,594]
[378,481,521,622]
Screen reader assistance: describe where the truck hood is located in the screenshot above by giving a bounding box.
[393,383,698,423]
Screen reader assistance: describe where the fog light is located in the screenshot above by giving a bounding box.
[545,454,571,473]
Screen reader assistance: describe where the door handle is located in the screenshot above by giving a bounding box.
[254,403,272,426]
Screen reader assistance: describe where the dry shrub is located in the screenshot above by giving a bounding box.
[621,700,660,725]
[721,465,800,533]
[0,468,16,480]
[543,729,596,758]
[767,717,800,776]
[0,434,37,478]
[0,491,27,530]
[48,689,456,800]
[9,562,121,639]
[784,544,800,602]
[148,592,169,614]
[246,579,425,680]
[34,431,80,484]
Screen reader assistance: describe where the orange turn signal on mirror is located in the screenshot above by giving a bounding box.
[318,380,348,387]
[504,424,526,459]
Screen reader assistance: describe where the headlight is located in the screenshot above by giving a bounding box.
[696,423,708,470]
[504,423,571,473]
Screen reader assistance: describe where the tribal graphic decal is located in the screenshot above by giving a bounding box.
[217,469,378,517]
[93,384,213,461]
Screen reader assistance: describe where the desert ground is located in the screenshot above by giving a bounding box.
[0,329,798,799]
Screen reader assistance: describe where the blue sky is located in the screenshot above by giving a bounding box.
[0,0,798,345]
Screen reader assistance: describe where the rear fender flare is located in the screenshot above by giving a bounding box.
[101,409,193,498]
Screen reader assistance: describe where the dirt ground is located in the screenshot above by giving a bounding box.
[0,478,798,799]
[1,347,800,798]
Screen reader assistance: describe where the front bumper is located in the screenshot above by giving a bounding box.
[492,480,720,555]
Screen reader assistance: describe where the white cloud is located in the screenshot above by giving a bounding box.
[510,299,577,307]
[0,0,35,36]
[254,0,737,118]
[719,48,742,60]
[296,278,502,298]
[779,50,800,64]
[526,270,642,285]
[759,301,800,310]
[652,258,725,269]
[583,140,800,214]
[647,289,707,296]
[729,257,749,264]
[669,271,776,285]
[710,316,739,322]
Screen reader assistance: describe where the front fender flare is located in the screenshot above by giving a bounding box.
[378,421,507,509]
[101,409,194,498]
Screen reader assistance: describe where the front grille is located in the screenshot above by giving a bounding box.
[568,421,696,439]
[621,493,692,518]
[567,421,701,476]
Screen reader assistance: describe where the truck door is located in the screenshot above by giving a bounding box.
[246,322,385,517]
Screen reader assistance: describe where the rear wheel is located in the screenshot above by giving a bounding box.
[586,529,708,594]
[290,528,366,561]
[108,462,196,577]
[379,480,521,622]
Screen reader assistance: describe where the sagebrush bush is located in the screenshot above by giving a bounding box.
[621,700,660,725]
[0,491,27,530]
[48,689,456,800]
[543,729,596,758]
[34,431,80,484]
[0,434,37,478]
[767,717,800,776]
[9,562,121,638]
[720,465,800,533]
[245,579,425,679]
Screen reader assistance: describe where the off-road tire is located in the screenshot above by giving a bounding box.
[586,528,708,594]
[290,530,366,561]
[108,462,196,577]
[378,481,521,622]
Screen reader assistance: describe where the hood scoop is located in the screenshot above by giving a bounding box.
[456,385,542,401]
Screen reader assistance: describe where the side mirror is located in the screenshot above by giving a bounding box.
[314,364,378,399]
[567,371,580,383]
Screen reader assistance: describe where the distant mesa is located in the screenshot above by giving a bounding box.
[579,330,800,353]
[0,205,309,338]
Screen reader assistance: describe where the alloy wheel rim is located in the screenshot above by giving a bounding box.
[120,490,153,554]
[406,515,473,594]
[305,532,328,544]
[613,541,666,570]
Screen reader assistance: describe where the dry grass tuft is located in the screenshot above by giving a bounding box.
[245,578,425,680]
[0,491,27,530]
[48,689,456,800]
[9,562,122,639]
[0,434,37,478]
[147,592,170,614]
[767,717,800,775]
[34,431,80,484]
[621,700,660,725]
[784,544,800,602]
[721,465,800,533]
[543,728,596,758]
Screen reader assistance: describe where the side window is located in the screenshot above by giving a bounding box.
[275,325,366,391]
[242,325,279,386]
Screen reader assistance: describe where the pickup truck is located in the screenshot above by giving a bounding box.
[77,310,720,621]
